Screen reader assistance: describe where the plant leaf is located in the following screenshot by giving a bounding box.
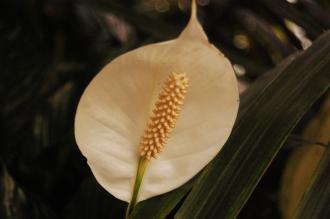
[175,30,330,219]
[280,96,330,219]
[293,147,330,219]
[131,178,194,219]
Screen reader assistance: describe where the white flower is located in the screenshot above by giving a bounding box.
[74,0,239,207]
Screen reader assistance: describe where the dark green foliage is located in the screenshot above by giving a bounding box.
[294,147,330,219]
[0,0,329,219]
[176,30,330,219]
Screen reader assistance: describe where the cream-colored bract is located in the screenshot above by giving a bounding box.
[74,2,239,202]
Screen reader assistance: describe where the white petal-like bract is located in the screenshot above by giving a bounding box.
[74,4,239,202]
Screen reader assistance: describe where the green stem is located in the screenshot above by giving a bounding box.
[125,156,149,219]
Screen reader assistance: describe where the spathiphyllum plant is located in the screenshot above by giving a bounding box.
[74,0,239,218]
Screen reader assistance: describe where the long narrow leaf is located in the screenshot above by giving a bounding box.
[293,147,330,219]
[131,179,194,219]
[176,31,330,219]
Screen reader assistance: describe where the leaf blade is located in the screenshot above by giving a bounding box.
[176,31,330,219]
[293,147,330,219]
[131,179,194,219]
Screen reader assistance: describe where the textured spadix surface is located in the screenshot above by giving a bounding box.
[74,5,239,202]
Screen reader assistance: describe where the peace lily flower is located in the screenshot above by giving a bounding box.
[74,0,239,217]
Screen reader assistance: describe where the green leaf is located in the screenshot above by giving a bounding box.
[293,147,330,219]
[175,31,330,218]
[240,52,300,114]
[131,178,194,219]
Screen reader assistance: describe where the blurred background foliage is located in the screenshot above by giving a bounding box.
[0,0,329,218]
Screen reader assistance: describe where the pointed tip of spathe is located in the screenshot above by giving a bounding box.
[191,0,197,21]
[179,0,208,42]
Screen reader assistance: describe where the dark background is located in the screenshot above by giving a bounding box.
[1,0,329,218]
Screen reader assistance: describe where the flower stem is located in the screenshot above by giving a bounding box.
[125,156,149,219]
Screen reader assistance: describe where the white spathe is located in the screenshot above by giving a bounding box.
[74,5,239,202]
